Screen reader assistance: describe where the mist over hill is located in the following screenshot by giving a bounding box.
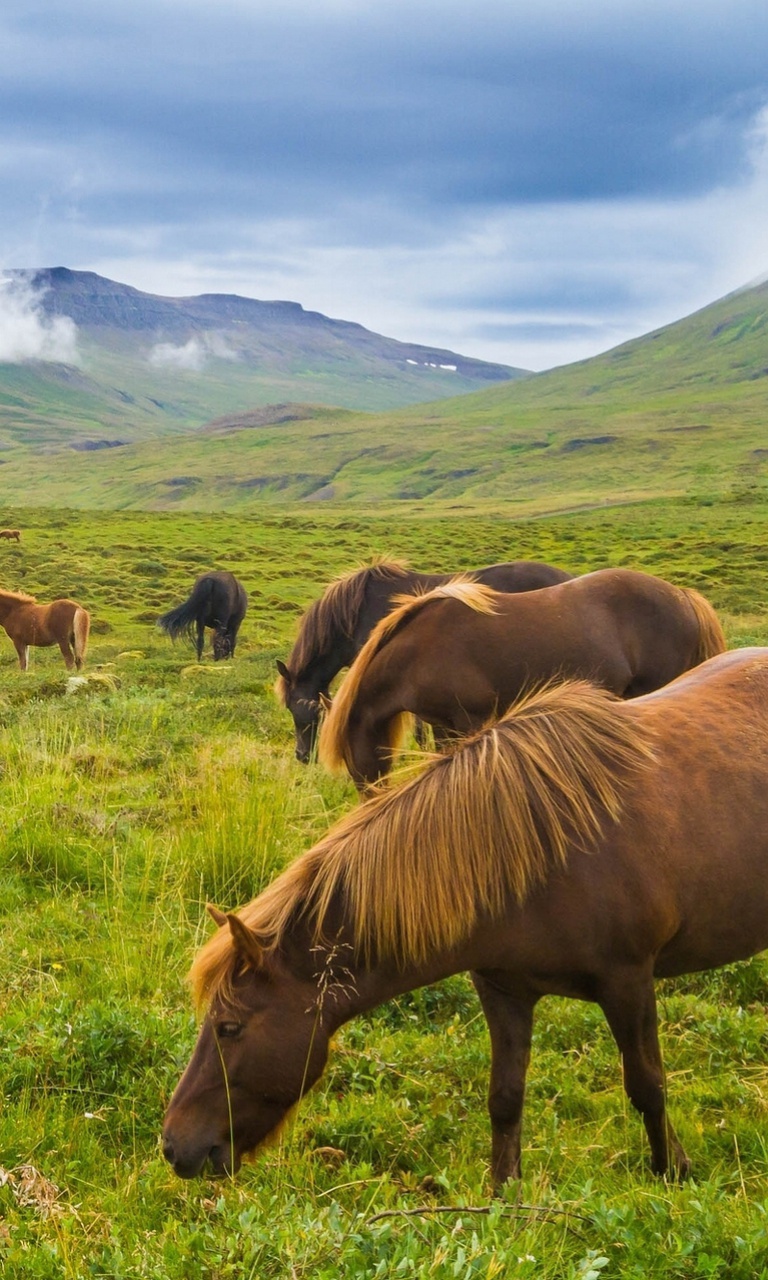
[0,268,524,449]
[1,271,768,515]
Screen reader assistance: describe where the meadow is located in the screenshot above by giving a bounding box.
[1,497,768,1278]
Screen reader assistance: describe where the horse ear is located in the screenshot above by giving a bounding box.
[319,691,333,713]
[226,913,265,969]
[206,904,228,928]
[276,659,291,681]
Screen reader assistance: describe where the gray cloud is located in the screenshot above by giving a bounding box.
[2,0,768,368]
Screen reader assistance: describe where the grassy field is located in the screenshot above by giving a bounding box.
[1,499,768,1278]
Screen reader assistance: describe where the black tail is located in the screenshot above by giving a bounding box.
[157,579,212,644]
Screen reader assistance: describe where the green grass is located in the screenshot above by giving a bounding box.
[1,499,768,1276]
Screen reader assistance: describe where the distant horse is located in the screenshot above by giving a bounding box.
[0,589,90,671]
[319,568,726,788]
[164,648,768,1185]
[275,559,573,761]
[157,571,247,661]
[0,529,21,542]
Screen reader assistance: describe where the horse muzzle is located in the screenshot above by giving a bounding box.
[162,1133,242,1179]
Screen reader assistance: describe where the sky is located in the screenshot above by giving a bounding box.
[2,0,768,371]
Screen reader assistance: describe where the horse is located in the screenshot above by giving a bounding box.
[157,571,247,661]
[318,568,726,789]
[0,589,90,671]
[0,529,21,542]
[275,559,573,762]
[163,648,768,1186]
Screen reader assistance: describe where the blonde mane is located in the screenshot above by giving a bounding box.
[318,579,499,775]
[0,588,36,606]
[274,558,410,703]
[192,679,655,1007]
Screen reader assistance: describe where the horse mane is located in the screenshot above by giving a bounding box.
[0,588,36,605]
[191,679,656,1007]
[318,579,499,775]
[274,558,411,702]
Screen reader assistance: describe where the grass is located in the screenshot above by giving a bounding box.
[4,279,768,514]
[1,497,768,1275]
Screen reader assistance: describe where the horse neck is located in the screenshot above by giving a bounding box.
[305,646,349,694]
[354,571,430,654]
[0,594,26,622]
[282,905,470,1034]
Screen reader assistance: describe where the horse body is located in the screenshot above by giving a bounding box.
[0,589,90,671]
[276,559,573,761]
[164,649,768,1185]
[157,571,247,660]
[0,529,21,542]
[320,567,726,787]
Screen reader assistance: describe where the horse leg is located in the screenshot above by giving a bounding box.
[14,640,30,672]
[58,637,76,670]
[196,620,205,661]
[347,713,403,792]
[599,967,690,1179]
[471,972,537,1186]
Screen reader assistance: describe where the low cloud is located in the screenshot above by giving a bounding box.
[0,275,80,364]
[148,332,239,371]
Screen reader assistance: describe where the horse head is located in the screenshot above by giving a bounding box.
[162,910,331,1178]
[275,660,330,763]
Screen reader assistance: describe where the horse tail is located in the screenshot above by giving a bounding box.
[73,607,90,668]
[681,587,727,664]
[319,579,498,775]
[157,578,212,643]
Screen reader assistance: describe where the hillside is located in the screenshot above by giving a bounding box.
[0,268,523,448]
[2,274,768,514]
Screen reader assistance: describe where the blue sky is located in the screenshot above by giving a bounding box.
[3,0,768,370]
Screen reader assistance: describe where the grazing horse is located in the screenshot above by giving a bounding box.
[0,589,90,671]
[319,568,726,788]
[0,529,21,542]
[157,571,247,661]
[275,559,573,761]
[164,648,768,1185]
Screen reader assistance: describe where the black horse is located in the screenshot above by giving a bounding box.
[157,571,247,661]
[275,559,573,762]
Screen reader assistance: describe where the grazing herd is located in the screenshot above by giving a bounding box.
[162,554,768,1188]
[164,647,768,1186]
[3,532,767,1186]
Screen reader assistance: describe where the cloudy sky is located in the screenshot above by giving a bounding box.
[3,0,768,370]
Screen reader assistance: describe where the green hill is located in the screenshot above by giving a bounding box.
[0,268,522,450]
[3,274,768,514]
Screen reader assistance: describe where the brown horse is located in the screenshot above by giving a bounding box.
[275,558,572,762]
[0,529,21,542]
[319,567,726,788]
[0,589,90,671]
[164,648,768,1185]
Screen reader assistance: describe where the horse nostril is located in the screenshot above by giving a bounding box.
[162,1139,175,1164]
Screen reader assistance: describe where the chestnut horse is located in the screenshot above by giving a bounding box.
[164,648,768,1185]
[275,559,572,762]
[0,589,90,671]
[0,529,20,542]
[319,568,726,788]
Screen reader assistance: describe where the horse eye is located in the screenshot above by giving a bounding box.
[216,1021,243,1039]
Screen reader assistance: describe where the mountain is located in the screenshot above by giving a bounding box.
[2,274,768,515]
[0,267,524,448]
